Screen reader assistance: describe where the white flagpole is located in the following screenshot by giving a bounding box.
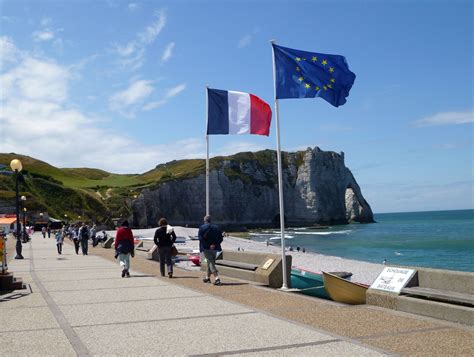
[271,40,288,290]
[206,135,210,216]
[205,86,210,216]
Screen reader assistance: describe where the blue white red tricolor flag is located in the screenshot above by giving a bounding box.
[207,88,272,136]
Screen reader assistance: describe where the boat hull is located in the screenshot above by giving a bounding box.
[322,271,368,305]
[291,268,330,299]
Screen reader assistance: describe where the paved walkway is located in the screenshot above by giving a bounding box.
[1,234,387,356]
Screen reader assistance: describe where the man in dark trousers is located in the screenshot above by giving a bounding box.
[79,222,89,255]
[198,215,223,286]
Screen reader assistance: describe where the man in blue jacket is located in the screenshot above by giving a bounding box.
[198,215,223,286]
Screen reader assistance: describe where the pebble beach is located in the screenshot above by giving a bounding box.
[111,225,384,285]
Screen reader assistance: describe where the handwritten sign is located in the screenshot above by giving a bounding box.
[370,267,416,293]
[261,259,275,270]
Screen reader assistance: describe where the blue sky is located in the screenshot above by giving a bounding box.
[0,0,472,213]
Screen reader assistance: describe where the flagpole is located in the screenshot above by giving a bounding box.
[271,40,288,290]
[205,86,210,216]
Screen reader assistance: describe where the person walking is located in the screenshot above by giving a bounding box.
[55,230,63,255]
[198,215,223,286]
[47,226,51,238]
[79,222,89,255]
[153,218,176,278]
[41,226,46,239]
[114,220,134,278]
[90,224,97,247]
[72,225,80,254]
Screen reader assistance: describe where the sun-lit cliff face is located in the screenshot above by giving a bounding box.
[131,147,374,228]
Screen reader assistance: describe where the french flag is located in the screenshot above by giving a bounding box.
[207,88,272,136]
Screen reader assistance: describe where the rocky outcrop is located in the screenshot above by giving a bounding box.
[131,147,374,228]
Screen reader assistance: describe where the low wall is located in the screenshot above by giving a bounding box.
[201,250,292,288]
[367,266,474,325]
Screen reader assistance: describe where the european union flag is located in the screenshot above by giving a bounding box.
[272,44,356,107]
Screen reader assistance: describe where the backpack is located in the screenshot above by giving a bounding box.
[81,227,89,239]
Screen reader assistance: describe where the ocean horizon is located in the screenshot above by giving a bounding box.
[250,209,474,272]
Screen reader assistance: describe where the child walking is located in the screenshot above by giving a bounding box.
[55,230,63,255]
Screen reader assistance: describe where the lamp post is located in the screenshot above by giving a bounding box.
[20,196,26,243]
[22,207,27,243]
[10,159,24,259]
[64,214,68,225]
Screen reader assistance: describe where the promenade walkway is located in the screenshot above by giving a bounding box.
[2,233,473,356]
[1,233,385,356]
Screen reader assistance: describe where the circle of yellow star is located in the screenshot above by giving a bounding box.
[298,76,304,82]
[296,57,301,62]
[329,67,335,73]
[305,83,311,89]
[322,59,328,66]
[323,85,327,90]
[312,56,317,62]
[330,78,335,83]
[296,66,300,71]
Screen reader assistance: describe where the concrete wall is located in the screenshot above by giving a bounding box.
[201,250,292,288]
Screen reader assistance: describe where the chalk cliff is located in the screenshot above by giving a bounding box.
[131,147,374,228]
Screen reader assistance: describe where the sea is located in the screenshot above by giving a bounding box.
[249,209,474,272]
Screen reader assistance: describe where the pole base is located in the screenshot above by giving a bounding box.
[14,255,24,260]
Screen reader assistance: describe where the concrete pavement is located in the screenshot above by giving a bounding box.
[0,234,387,356]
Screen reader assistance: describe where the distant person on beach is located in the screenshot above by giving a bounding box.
[154,218,177,278]
[114,220,134,278]
[297,246,300,252]
[55,230,63,255]
[47,226,51,238]
[198,215,223,286]
[302,247,306,253]
[41,226,46,239]
[79,222,89,255]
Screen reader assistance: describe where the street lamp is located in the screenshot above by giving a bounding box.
[10,159,24,259]
[21,195,27,243]
[22,207,27,243]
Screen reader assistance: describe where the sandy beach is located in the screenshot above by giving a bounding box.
[109,225,384,284]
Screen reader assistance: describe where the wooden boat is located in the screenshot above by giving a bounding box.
[291,268,352,300]
[322,271,368,305]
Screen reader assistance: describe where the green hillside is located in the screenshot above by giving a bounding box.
[0,149,297,225]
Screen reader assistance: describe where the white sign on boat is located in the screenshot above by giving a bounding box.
[370,267,416,293]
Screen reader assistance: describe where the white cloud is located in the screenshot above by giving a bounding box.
[0,39,205,173]
[1,57,69,103]
[161,42,175,63]
[142,83,186,111]
[33,30,55,42]
[109,79,154,116]
[238,35,252,48]
[0,36,19,67]
[413,110,473,127]
[40,17,52,27]
[165,83,186,98]
[113,10,166,70]
[128,3,139,11]
[138,10,166,44]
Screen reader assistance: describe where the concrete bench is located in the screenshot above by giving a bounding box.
[401,287,474,307]
[367,267,474,325]
[201,250,291,288]
[216,259,258,271]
